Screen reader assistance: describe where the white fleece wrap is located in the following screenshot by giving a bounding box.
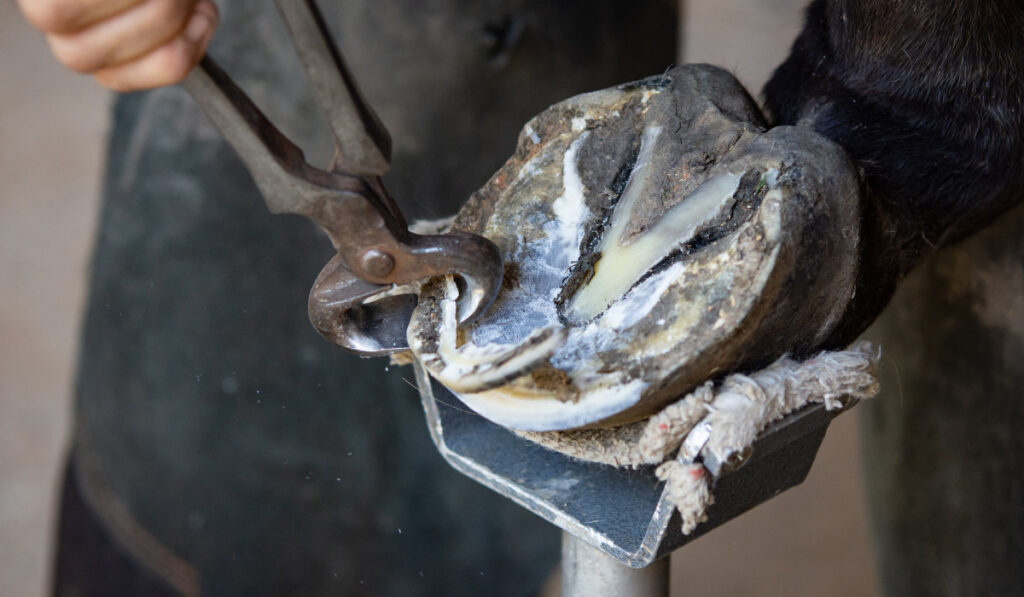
[517,341,880,534]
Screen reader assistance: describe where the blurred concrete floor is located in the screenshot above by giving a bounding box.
[0,1,877,595]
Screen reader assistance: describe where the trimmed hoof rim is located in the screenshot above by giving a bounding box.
[408,65,862,431]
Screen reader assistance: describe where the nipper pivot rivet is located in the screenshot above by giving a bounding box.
[361,249,395,277]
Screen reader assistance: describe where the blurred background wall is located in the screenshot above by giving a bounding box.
[0,0,878,594]
[1,2,108,595]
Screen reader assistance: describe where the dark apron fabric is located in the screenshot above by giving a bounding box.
[56,1,676,595]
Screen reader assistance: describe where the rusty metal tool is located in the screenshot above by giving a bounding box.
[180,0,503,356]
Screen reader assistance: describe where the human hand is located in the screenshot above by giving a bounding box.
[18,0,218,91]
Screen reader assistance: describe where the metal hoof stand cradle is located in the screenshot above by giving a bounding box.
[416,364,845,596]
